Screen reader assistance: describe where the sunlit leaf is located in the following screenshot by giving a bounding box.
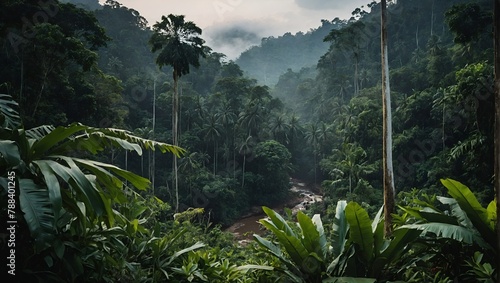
[345,202,374,263]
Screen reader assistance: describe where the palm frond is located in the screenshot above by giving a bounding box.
[25,125,56,140]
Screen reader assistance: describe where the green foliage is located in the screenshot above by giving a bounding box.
[149,14,205,75]
[400,179,496,249]
[254,206,328,282]
[247,140,292,205]
[0,94,186,280]
[0,0,114,127]
[1,0,498,281]
[398,179,496,281]
[254,203,421,282]
[445,3,491,44]
[0,94,21,129]
[337,202,421,279]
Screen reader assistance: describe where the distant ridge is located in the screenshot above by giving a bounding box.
[235,19,345,86]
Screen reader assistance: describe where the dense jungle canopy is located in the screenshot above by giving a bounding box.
[1,0,499,282]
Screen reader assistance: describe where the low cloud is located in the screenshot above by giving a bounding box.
[294,0,369,11]
[205,22,265,60]
[294,0,342,10]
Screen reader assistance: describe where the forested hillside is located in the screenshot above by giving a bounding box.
[1,0,499,282]
[272,0,495,208]
[235,19,339,85]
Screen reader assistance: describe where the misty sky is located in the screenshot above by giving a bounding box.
[110,0,371,59]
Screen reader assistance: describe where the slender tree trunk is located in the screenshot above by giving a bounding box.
[381,0,396,237]
[354,54,359,96]
[173,71,179,212]
[32,77,46,118]
[213,140,217,176]
[242,155,246,189]
[442,94,446,150]
[349,174,352,195]
[20,52,24,108]
[415,25,419,50]
[152,79,156,193]
[125,151,128,187]
[493,0,500,281]
[430,0,435,36]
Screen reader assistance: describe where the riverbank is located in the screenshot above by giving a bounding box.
[225,179,323,244]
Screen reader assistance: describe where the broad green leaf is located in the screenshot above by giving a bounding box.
[312,213,328,259]
[399,206,459,225]
[380,228,421,263]
[297,211,324,258]
[35,158,105,216]
[253,234,300,275]
[400,223,488,248]
[437,196,473,228]
[19,179,55,249]
[89,127,185,156]
[75,158,124,197]
[440,179,495,247]
[260,218,309,267]
[30,123,88,159]
[262,206,297,237]
[100,190,115,227]
[166,242,206,265]
[371,206,383,233]
[35,161,62,220]
[371,206,385,258]
[332,200,348,257]
[0,140,20,166]
[72,158,150,191]
[345,202,374,263]
[486,200,496,231]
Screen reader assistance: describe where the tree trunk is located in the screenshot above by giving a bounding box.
[381,0,396,238]
[493,0,500,281]
[430,0,435,36]
[242,154,246,189]
[173,71,179,212]
[354,54,359,96]
[152,79,156,193]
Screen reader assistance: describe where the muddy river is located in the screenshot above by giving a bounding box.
[225,180,323,244]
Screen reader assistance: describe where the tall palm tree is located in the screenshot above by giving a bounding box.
[239,135,255,189]
[305,123,320,185]
[239,102,263,137]
[269,114,290,144]
[381,0,395,237]
[216,102,238,176]
[204,114,222,176]
[149,14,205,212]
[330,142,371,195]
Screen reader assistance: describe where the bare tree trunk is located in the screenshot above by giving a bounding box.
[493,0,500,281]
[173,71,179,212]
[242,154,246,189]
[430,0,435,36]
[354,54,359,96]
[152,79,156,193]
[381,0,396,237]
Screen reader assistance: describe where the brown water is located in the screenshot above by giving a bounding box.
[225,180,322,244]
